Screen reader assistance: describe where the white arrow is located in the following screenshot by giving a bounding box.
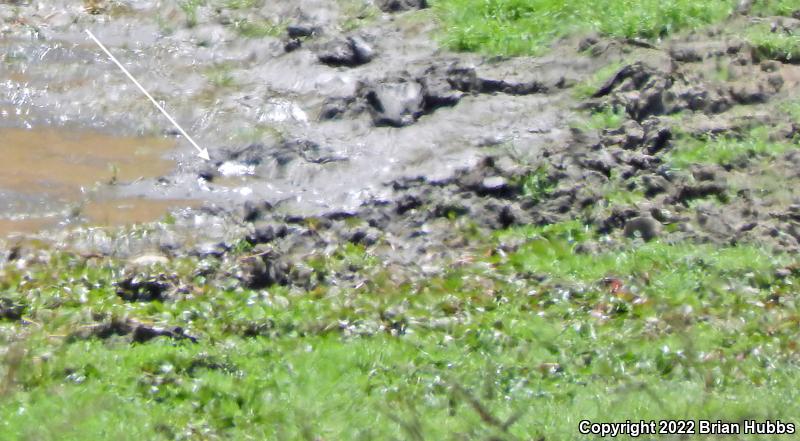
[85,29,210,161]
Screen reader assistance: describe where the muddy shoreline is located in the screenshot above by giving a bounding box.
[2,1,800,279]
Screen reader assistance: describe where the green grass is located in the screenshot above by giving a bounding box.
[220,0,263,9]
[233,18,282,38]
[573,61,625,99]
[582,105,626,130]
[519,166,556,204]
[2,222,800,439]
[205,63,236,88]
[782,100,800,121]
[179,0,204,28]
[434,0,739,56]
[751,0,799,17]
[603,183,646,206]
[667,127,796,169]
[746,24,800,63]
[338,0,381,32]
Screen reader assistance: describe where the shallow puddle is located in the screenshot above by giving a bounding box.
[0,128,194,237]
[0,218,59,238]
[0,128,175,196]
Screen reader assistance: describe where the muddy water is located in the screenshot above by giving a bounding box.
[1,128,173,194]
[0,128,192,236]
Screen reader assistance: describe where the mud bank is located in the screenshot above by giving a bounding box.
[1,1,800,280]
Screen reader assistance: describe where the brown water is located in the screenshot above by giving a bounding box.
[0,218,58,237]
[0,128,193,237]
[0,128,174,195]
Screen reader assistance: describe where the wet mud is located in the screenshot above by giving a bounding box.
[1,1,800,281]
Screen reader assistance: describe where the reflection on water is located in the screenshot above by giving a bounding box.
[0,128,194,237]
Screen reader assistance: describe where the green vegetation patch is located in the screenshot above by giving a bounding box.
[572,61,625,99]
[746,23,800,63]
[233,18,283,38]
[518,166,556,204]
[2,222,799,439]
[434,0,739,56]
[667,127,796,169]
[751,0,799,17]
[581,105,627,130]
[205,63,237,88]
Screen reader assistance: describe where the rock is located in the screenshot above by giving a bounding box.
[350,36,375,64]
[317,36,375,67]
[623,216,661,241]
[376,0,428,12]
[361,78,425,127]
[480,176,510,196]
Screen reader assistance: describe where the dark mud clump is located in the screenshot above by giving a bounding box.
[317,35,376,67]
[376,0,428,13]
[69,318,197,343]
[0,297,25,321]
[115,274,175,302]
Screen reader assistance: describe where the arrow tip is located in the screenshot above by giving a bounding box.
[197,148,210,161]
